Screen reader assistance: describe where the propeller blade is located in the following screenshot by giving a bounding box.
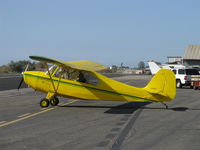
[17,77,24,90]
[25,64,29,72]
[18,63,30,90]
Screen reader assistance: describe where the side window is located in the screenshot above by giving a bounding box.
[53,68,62,77]
[61,69,69,79]
[68,70,79,80]
[172,70,176,74]
[178,69,185,74]
[54,68,71,79]
[79,72,99,85]
[53,68,99,85]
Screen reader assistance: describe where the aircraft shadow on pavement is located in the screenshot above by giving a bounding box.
[140,106,198,111]
[104,102,150,114]
[171,107,189,111]
[61,101,200,113]
[170,107,200,111]
[61,102,151,114]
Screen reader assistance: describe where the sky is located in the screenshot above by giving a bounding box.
[1,0,200,67]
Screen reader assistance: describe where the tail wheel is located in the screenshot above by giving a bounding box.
[40,98,50,108]
[50,97,59,106]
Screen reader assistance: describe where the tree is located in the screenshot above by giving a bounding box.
[0,60,36,73]
[8,60,35,73]
[138,61,145,69]
[35,62,45,71]
[0,65,11,73]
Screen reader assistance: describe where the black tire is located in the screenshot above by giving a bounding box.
[40,98,50,108]
[176,80,182,88]
[194,86,198,90]
[50,97,59,106]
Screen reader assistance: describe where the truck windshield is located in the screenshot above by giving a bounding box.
[186,69,199,75]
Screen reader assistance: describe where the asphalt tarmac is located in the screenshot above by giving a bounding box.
[1,75,200,150]
[0,75,27,91]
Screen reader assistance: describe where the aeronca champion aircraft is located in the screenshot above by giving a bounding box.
[18,56,176,108]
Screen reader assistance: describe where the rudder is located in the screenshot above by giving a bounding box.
[144,69,176,101]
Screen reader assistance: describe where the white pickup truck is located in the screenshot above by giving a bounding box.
[172,68,199,88]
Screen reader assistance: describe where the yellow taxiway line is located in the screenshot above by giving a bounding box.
[0,100,78,128]
[18,113,31,118]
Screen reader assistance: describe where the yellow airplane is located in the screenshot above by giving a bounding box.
[18,56,176,108]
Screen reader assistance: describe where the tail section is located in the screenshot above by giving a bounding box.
[148,61,161,75]
[145,69,176,101]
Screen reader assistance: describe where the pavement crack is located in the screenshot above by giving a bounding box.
[110,109,143,150]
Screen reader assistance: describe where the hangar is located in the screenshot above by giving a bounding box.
[183,45,200,67]
[167,56,182,64]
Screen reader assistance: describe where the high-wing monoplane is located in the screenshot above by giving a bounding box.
[18,56,176,108]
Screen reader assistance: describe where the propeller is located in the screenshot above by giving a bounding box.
[17,64,29,90]
[17,77,24,90]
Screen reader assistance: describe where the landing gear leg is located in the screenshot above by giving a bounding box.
[161,102,168,109]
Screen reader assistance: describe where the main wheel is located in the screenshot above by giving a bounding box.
[50,97,59,106]
[176,80,182,88]
[40,98,50,108]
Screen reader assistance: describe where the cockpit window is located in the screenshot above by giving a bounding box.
[53,67,62,77]
[81,72,99,85]
[46,65,58,75]
[53,68,99,85]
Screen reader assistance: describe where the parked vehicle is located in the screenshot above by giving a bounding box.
[191,75,200,90]
[172,69,199,88]
[147,61,200,88]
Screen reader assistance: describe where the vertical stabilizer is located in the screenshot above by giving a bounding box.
[145,69,176,101]
[148,61,161,75]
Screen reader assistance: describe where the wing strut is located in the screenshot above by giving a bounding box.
[45,63,57,94]
[56,67,62,92]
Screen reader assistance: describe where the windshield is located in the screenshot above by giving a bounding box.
[46,65,58,75]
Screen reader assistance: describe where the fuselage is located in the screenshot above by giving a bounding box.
[23,69,170,103]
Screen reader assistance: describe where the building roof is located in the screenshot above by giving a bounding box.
[167,56,182,58]
[183,45,200,60]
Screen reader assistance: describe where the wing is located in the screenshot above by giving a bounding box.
[29,56,107,72]
[67,60,107,72]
